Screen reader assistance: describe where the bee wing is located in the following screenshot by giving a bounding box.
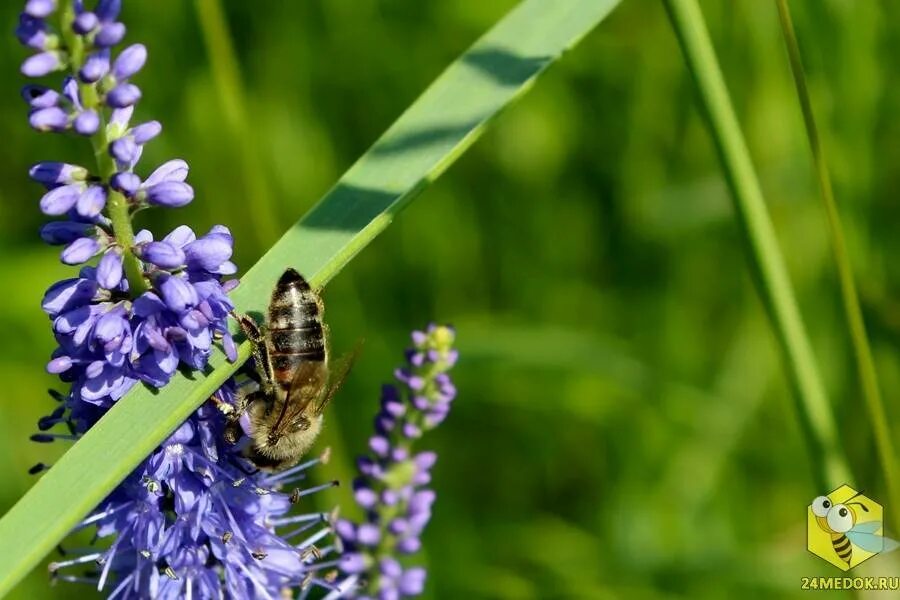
[846,529,886,554]
[315,339,364,415]
[275,361,329,433]
[852,520,882,535]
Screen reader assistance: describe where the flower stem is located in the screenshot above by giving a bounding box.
[774,0,899,522]
[60,0,148,296]
[662,0,851,491]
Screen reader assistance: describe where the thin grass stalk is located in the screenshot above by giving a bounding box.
[773,0,899,524]
[662,0,851,491]
[194,0,281,248]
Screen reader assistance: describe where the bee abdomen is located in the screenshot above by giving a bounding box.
[269,325,324,353]
[268,269,326,387]
[832,534,853,563]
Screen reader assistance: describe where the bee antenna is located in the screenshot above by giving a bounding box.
[843,490,870,511]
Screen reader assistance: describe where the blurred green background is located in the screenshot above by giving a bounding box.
[2,0,900,597]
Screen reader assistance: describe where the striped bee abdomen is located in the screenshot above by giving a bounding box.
[267,269,326,388]
[832,533,852,564]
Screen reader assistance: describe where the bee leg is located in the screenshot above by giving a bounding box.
[231,311,275,396]
[209,390,236,417]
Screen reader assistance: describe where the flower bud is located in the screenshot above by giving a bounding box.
[61,237,101,265]
[106,83,141,108]
[113,44,147,80]
[29,106,68,132]
[39,184,81,215]
[145,181,194,207]
[137,241,185,269]
[76,185,107,218]
[21,51,61,77]
[96,250,124,289]
[73,109,100,135]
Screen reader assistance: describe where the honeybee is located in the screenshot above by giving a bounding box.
[811,493,899,566]
[226,268,354,471]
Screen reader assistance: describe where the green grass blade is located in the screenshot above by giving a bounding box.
[0,0,621,594]
[662,0,852,490]
[774,0,899,523]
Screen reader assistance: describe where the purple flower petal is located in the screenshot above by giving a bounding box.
[79,51,110,83]
[144,181,194,207]
[131,120,161,144]
[21,85,59,108]
[398,568,426,596]
[42,278,97,316]
[95,21,125,47]
[157,274,199,312]
[144,159,189,187]
[110,136,139,163]
[96,250,124,289]
[46,355,72,374]
[40,221,94,245]
[29,162,88,185]
[22,51,61,77]
[339,553,369,574]
[106,83,141,108]
[29,106,68,132]
[73,11,98,34]
[113,44,147,80]
[76,185,107,218]
[39,184,81,215]
[110,172,141,196]
[24,0,56,18]
[73,109,100,135]
[184,235,232,272]
[61,237,101,265]
[356,524,381,546]
[137,241,186,269]
[95,0,122,20]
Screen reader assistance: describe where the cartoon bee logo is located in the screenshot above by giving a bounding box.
[809,489,899,569]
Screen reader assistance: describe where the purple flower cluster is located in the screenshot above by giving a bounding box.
[19,0,239,418]
[335,325,458,599]
[51,390,342,598]
[19,2,344,597]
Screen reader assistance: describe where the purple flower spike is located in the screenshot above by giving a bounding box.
[337,325,457,598]
[21,51,61,77]
[15,4,346,596]
[106,82,141,108]
[113,43,147,79]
